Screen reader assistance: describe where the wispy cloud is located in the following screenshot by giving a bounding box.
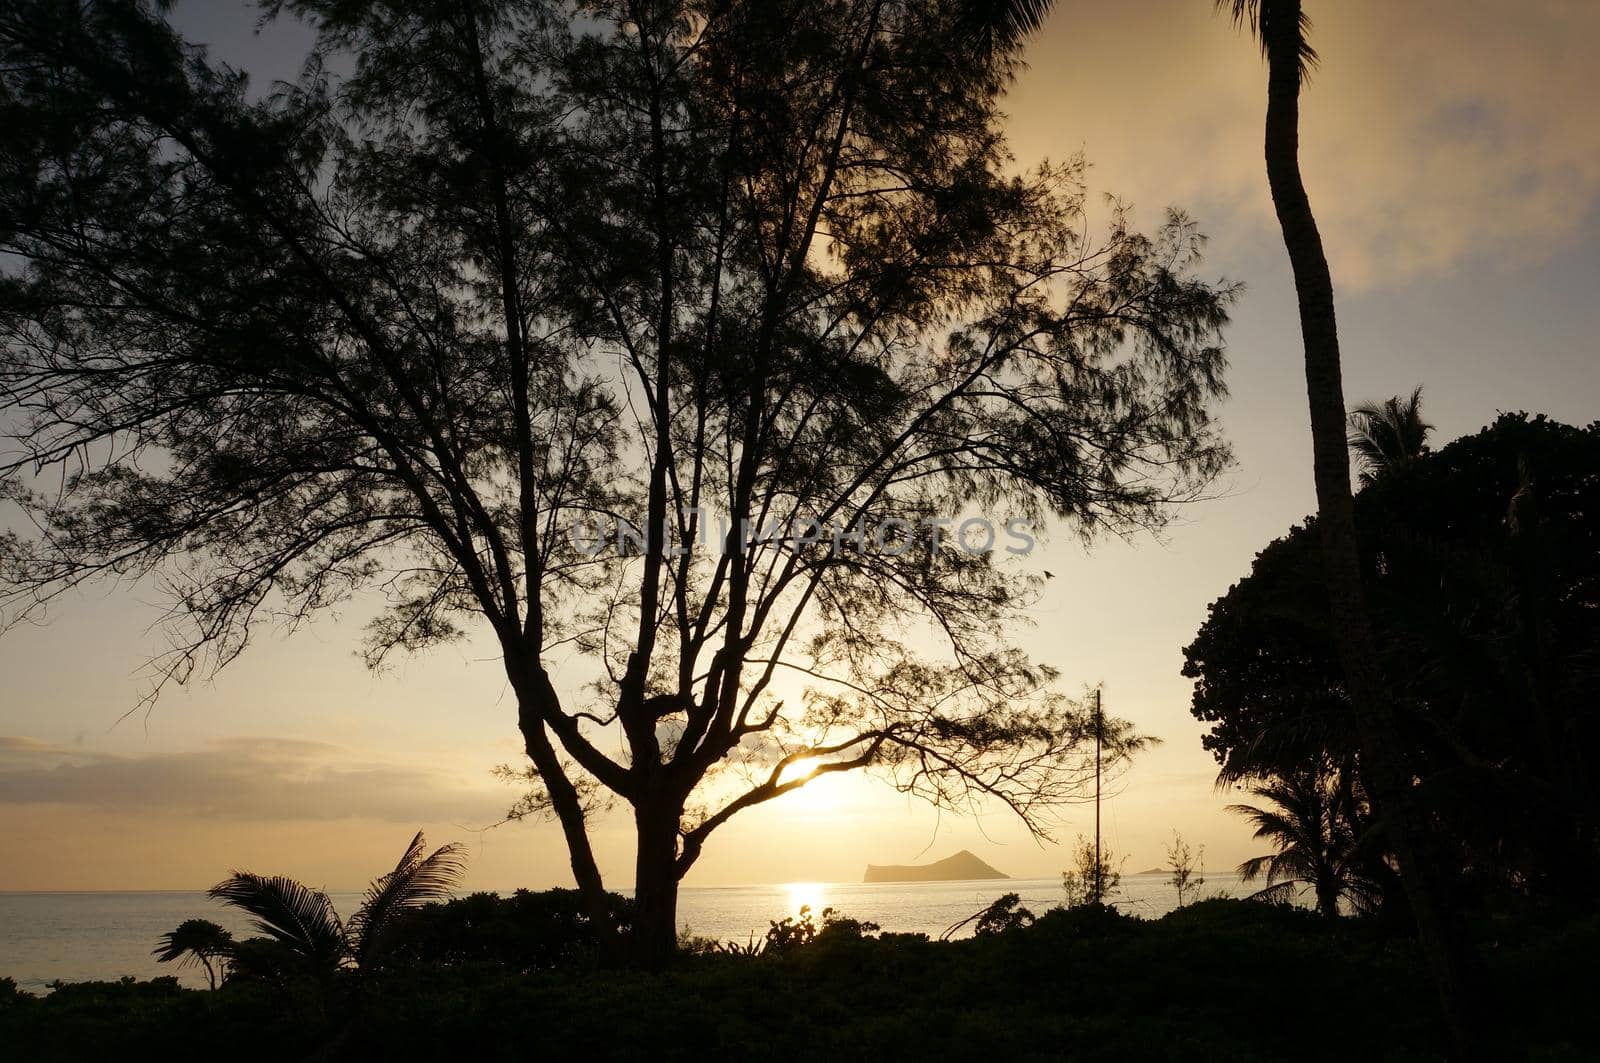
[0,736,504,823]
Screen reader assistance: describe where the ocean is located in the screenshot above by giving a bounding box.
[0,873,1250,994]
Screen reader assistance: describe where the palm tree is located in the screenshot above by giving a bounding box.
[1213,2,1478,1049]
[1349,386,1432,485]
[958,1,1475,1042]
[1228,767,1376,918]
[955,0,1053,59]
[207,870,350,981]
[152,918,235,990]
[345,831,470,970]
[163,830,466,986]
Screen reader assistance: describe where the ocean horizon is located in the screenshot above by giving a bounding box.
[0,873,1252,994]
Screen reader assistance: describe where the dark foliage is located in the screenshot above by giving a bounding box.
[972,891,1035,936]
[387,889,634,974]
[1186,414,1600,909]
[6,898,1599,1060]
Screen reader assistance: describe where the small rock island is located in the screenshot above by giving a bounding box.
[862,849,1009,883]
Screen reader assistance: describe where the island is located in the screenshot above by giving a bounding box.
[863,849,1008,883]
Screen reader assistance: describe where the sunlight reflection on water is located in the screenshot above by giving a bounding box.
[782,881,829,919]
[676,873,1258,943]
[0,875,1265,991]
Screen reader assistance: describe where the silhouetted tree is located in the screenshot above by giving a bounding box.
[1213,0,1476,1044]
[1061,833,1121,908]
[0,0,1234,964]
[1165,830,1206,908]
[957,0,1473,1020]
[972,892,1034,935]
[1187,415,1600,913]
[1348,386,1432,485]
[152,918,235,990]
[1228,763,1376,919]
[939,890,1033,939]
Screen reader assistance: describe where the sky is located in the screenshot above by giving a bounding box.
[1,0,1597,893]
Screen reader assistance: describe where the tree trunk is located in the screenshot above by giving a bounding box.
[1258,2,1480,1053]
[631,800,683,970]
[516,703,617,958]
[1315,874,1339,920]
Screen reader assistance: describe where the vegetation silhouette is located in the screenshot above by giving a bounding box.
[1060,832,1122,908]
[968,0,1489,1041]
[1189,412,1600,922]
[152,919,235,991]
[389,889,634,974]
[0,1,1592,1056]
[1214,0,1480,1045]
[1227,766,1377,919]
[7,891,1600,1060]
[155,831,465,991]
[937,891,1034,940]
[1164,830,1205,909]
[1348,385,1433,485]
[0,0,1228,965]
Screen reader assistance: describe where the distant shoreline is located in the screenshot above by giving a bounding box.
[0,872,1187,895]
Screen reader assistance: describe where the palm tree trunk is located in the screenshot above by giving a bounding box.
[1314,871,1339,920]
[1257,1,1479,1053]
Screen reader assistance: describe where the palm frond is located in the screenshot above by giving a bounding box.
[347,830,467,967]
[956,0,1054,61]
[1349,385,1431,484]
[1225,801,1301,846]
[1246,880,1302,904]
[1216,0,1319,82]
[207,872,347,971]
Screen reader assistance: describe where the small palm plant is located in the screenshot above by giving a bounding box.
[345,831,470,971]
[1348,386,1432,485]
[156,831,465,987]
[152,918,235,989]
[207,871,349,983]
[1228,767,1375,918]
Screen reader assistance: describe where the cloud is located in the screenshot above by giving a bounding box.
[0,735,505,824]
[1006,0,1600,289]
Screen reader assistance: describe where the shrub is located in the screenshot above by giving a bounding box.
[388,889,634,973]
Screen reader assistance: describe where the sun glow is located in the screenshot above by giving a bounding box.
[773,757,853,816]
[777,755,823,786]
[783,880,829,919]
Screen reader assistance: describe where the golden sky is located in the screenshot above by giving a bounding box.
[2,0,1597,891]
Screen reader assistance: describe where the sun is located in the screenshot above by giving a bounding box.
[782,881,830,919]
[776,754,823,786]
[774,757,850,815]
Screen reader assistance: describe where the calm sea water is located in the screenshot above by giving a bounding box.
[0,873,1248,994]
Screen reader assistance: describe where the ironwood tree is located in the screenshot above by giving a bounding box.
[0,0,1237,962]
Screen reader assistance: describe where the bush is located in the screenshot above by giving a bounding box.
[972,893,1035,936]
[387,888,634,973]
[3,894,1597,1060]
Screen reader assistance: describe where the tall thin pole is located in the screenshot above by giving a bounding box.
[1093,687,1102,902]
